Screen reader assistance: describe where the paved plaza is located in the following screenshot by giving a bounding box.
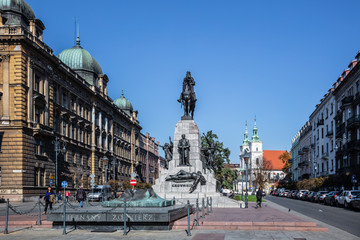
[1,199,359,239]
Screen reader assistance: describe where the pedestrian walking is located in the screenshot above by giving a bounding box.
[57,191,62,202]
[76,186,86,208]
[44,186,56,214]
[256,187,263,208]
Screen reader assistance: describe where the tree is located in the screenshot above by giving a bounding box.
[61,166,90,189]
[201,130,231,187]
[220,167,236,189]
[253,158,272,189]
[279,151,292,173]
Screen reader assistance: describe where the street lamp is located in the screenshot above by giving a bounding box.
[241,172,244,201]
[244,155,250,208]
[103,156,109,201]
[52,136,66,193]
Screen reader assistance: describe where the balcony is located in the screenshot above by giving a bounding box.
[317,119,324,127]
[326,130,334,138]
[341,95,354,106]
[302,146,310,152]
[347,140,360,152]
[347,115,360,129]
[336,123,345,138]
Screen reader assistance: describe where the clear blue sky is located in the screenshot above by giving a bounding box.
[28,0,360,163]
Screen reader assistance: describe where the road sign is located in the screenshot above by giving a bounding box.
[131,172,137,179]
[351,174,356,181]
[65,192,70,197]
[90,173,95,178]
[130,179,137,186]
[61,181,68,188]
[50,179,53,185]
[90,179,95,184]
[49,173,53,179]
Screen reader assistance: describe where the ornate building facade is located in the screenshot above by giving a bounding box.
[0,0,159,201]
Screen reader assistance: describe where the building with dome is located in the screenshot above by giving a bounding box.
[0,0,159,201]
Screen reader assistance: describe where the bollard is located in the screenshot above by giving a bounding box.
[38,199,41,225]
[206,197,209,215]
[123,198,127,236]
[4,199,9,234]
[210,197,213,213]
[62,198,67,235]
[187,200,191,236]
[196,198,199,226]
[202,198,205,218]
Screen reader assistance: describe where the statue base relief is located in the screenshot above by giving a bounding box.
[153,119,243,208]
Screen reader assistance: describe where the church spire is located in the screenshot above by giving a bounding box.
[252,117,260,142]
[242,121,250,146]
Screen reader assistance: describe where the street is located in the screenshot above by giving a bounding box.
[267,195,360,237]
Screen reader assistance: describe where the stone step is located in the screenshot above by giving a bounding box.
[173,221,317,227]
[0,220,53,228]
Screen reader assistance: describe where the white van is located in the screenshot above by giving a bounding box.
[87,185,112,201]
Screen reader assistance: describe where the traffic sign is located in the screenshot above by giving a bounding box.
[131,172,137,179]
[49,173,53,179]
[90,179,95,184]
[351,174,356,181]
[50,179,53,185]
[90,173,95,178]
[61,181,68,188]
[130,179,137,186]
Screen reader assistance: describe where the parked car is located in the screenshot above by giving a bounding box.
[88,185,112,201]
[336,190,360,208]
[351,196,360,210]
[314,191,328,203]
[324,191,340,206]
[301,190,310,200]
[308,191,317,202]
[297,190,309,199]
[292,190,299,199]
[287,190,295,198]
[283,190,290,197]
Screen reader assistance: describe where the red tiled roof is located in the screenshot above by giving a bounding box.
[263,150,286,170]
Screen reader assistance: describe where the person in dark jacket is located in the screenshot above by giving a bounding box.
[44,186,55,214]
[256,187,263,208]
[76,186,86,208]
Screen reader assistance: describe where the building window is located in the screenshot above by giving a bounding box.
[256,158,259,165]
[53,87,57,103]
[0,167,2,186]
[35,107,40,123]
[72,152,76,164]
[321,128,324,138]
[34,167,39,186]
[331,103,334,115]
[71,126,75,139]
[63,122,67,136]
[71,98,76,113]
[34,74,40,92]
[62,92,67,108]
[39,140,45,155]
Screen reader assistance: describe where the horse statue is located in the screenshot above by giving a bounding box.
[177,71,197,119]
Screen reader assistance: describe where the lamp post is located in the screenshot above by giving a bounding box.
[113,156,116,180]
[241,172,244,201]
[244,156,250,208]
[52,136,66,193]
[103,156,109,201]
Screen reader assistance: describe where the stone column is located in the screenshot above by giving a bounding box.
[105,116,108,150]
[99,111,102,149]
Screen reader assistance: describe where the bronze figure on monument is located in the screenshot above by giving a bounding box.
[177,71,197,119]
[178,134,191,166]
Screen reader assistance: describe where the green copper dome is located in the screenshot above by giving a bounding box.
[58,37,102,85]
[0,0,35,20]
[114,91,133,115]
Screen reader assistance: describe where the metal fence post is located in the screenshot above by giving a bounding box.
[123,198,127,236]
[38,199,41,225]
[187,200,191,236]
[210,197,213,213]
[62,198,67,235]
[4,199,9,234]
[196,198,199,226]
[206,197,209,215]
[202,198,205,218]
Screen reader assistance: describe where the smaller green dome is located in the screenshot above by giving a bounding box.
[0,0,36,20]
[114,91,133,115]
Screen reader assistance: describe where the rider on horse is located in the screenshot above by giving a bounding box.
[177,71,197,118]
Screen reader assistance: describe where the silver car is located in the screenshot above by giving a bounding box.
[88,185,112,201]
[336,190,360,208]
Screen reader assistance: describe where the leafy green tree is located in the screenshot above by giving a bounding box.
[201,130,231,188]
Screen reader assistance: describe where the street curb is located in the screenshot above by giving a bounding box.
[264,197,359,239]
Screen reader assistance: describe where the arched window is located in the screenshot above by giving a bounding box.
[256,158,259,165]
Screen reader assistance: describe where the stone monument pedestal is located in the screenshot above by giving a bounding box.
[154,120,243,208]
